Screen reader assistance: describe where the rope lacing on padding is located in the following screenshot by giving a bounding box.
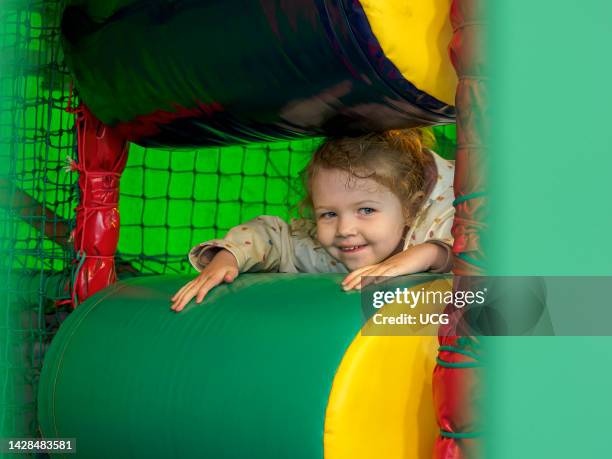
[70,249,88,308]
[436,336,481,369]
[440,430,482,439]
[437,336,482,439]
[452,191,487,268]
[452,191,486,207]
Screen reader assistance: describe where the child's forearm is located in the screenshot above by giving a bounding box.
[341,242,452,291]
[393,242,451,274]
[422,241,453,273]
[189,216,293,274]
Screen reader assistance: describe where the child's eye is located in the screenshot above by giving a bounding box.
[358,207,376,215]
[319,211,337,219]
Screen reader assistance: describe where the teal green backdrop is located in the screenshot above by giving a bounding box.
[488,2,612,457]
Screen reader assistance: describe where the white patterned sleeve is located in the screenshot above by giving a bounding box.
[188,216,297,273]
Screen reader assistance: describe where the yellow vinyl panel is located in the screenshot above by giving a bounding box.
[324,334,439,458]
[324,277,453,458]
[360,0,457,105]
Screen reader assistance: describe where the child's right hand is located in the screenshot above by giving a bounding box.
[170,249,239,312]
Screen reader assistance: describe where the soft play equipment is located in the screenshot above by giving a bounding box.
[39,274,439,458]
[60,0,456,147]
[45,1,482,458]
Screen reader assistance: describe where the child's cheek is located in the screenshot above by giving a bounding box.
[315,222,332,246]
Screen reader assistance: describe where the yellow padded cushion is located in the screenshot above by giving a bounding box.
[360,0,456,105]
[324,333,439,458]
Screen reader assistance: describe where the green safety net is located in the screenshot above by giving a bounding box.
[0,0,77,444]
[0,0,457,448]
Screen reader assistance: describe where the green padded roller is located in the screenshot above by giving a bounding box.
[39,274,364,458]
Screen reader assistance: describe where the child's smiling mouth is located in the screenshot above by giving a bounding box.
[337,244,368,253]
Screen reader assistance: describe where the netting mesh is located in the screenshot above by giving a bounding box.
[118,140,318,274]
[0,0,76,441]
[0,0,457,446]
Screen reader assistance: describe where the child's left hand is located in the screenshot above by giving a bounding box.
[341,242,447,291]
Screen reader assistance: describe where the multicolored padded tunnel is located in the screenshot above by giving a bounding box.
[1,0,485,458]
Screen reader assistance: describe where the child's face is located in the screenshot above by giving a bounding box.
[311,168,406,271]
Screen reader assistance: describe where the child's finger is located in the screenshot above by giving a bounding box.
[358,266,381,288]
[343,278,362,291]
[171,286,192,304]
[173,268,237,312]
[194,275,223,304]
[193,274,220,304]
[173,284,197,309]
[172,297,187,312]
[344,266,376,291]
[173,275,209,310]
[170,286,189,309]
[171,271,209,302]
[172,283,198,311]
[365,266,397,286]
[171,281,193,302]
[222,267,238,283]
[175,285,200,311]
[343,274,363,290]
[342,268,362,285]
[361,275,378,288]
[342,265,372,286]
[342,268,363,286]
[352,275,372,290]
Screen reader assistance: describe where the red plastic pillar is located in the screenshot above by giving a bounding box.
[433,0,487,458]
[70,106,129,306]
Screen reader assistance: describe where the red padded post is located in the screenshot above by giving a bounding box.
[433,0,487,457]
[70,106,129,306]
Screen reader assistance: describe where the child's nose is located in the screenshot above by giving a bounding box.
[336,216,357,237]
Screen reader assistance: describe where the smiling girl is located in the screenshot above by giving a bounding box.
[171,129,455,312]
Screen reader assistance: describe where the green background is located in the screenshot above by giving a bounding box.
[488,1,612,457]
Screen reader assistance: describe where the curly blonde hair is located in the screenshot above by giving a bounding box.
[299,128,435,225]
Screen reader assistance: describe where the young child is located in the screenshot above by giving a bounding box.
[171,128,455,312]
